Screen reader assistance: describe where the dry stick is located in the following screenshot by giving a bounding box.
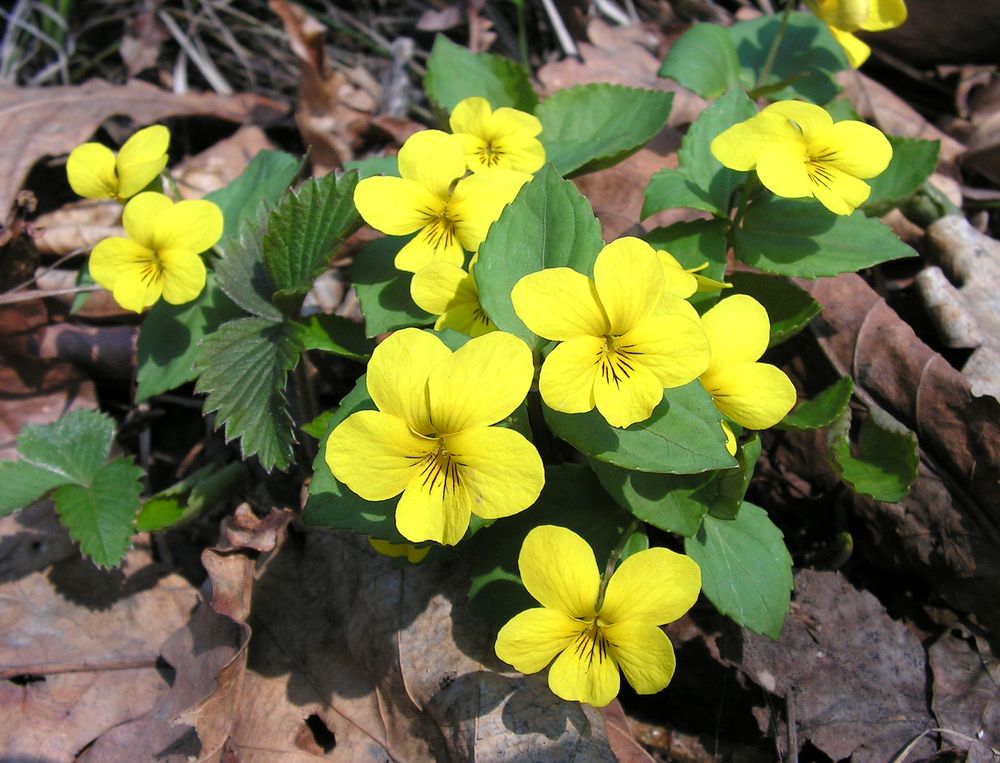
[593,0,631,26]
[158,8,233,94]
[3,247,88,295]
[538,0,580,58]
[0,285,100,305]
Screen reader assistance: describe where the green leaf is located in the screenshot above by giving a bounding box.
[467,464,647,626]
[214,212,284,321]
[204,150,301,241]
[15,408,114,485]
[424,35,537,114]
[296,314,374,360]
[678,88,757,214]
[135,273,244,401]
[544,381,737,474]
[303,375,408,543]
[301,409,334,440]
[476,165,604,351]
[54,457,143,568]
[642,168,719,218]
[708,434,760,520]
[135,462,247,532]
[343,155,399,179]
[780,376,853,431]
[644,219,729,312]
[684,502,793,638]
[537,84,673,176]
[0,462,75,516]
[726,271,822,347]
[863,137,940,217]
[729,11,847,103]
[827,405,917,501]
[733,197,918,276]
[351,236,433,337]
[262,171,362,312]
[658,23,740,98]
[195,317,302,471]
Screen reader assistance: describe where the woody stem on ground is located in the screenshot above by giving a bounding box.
[755,0,796,89]
[595,517,642,611]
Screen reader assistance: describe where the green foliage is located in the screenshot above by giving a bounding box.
[204,150,301,241]
[729,11,847,103]
[536,85,673,176]
[351,236,433,337]
[658,24,741,98]
[733,197,918,276]
[827,405,918,501]
[136,462,247,532]
[424,34,538,114]
[195,318,302,472]
[262,171,362,314]
[544,382,737,474]
[676,88,758,215]
[214,212,285,321]
[344,155,399,178]
[466,464,647,626]
[296,313,375,360]
[135,274,244,402]
[0,409,143,568]
[642,169,720,218]
[780,377,853,431]
[684,502,793,639]
[476,165,604,351]
[863,137,940,217]
[726,271,822,346]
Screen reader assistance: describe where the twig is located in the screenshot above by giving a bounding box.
[158,8,233,94]
[593,0,631,26]
[3,248,88,295]
[0,285,99,305]
[538,0,579,58]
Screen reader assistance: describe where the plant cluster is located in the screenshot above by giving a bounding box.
[2,0,931,710]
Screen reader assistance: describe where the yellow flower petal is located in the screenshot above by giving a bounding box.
[603,621,676,695]
[710,111,802,171]
[547,630,621,707]
[66,143,118,199]
[155,199,223,253]
[366,328,450,435]
[538,335,602,415]
[354,176,443,236]
[755,144,813,199]
[369,538,430,563]
[818,120,893,179]
[449,96,494,136]
[809,164,872,214]
[594,238,664,334]
[88,236,152,293]
[811,0,867,29]
[397,129,467,201]
[656,251,698,299]
[395,467,473,546]
[512,269,609,341]
[701,295,771,375]
[593,357,664,429]
[158,249,207,305]
[122,192,173,249]
[654,293,701,322]
[111,265,163,313]
[325,409,432,500]
[495,608,584,674]
[394,218,467,272]
[600,547,701,625]
[115,124,169,198]
[863,0,907,30]
[702,361,797,430]
[427,331,533,433]
[443,426,544,519]
[828,25,871,67]
[519,526,600,619]
[619,314,710,389]
[762,101,834,138]
[436,303,495,337]
[410,262,473,315]
[722,420,737,456]
[450,169,531,252]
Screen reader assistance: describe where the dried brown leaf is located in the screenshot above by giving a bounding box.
[0,79,286,219]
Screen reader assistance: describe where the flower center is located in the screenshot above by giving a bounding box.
[423,210,460,253]
[805,147,839,190]
[476,141,504,168]
[138,249,164,288]
[412,438,463,496]
[571,620,612,670]
[598,336,641,389]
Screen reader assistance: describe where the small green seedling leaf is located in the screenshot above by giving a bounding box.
[195,317,302,471]
[726,271,822,346]
[136,462,247,532]
[537,84,673,176]
[424,35,537,114]
[351,236,434,337]
[863,137,940,217]
[685,501,793,638]
[827,405,918,502]
[780,376,853,431]
[734,197,918,277]
[476,165,604,351]
[658,23,741,98]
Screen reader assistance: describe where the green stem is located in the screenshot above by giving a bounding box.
[725,174,759,254]
[755,0,796,90]
[515,1,530,72]
[595,517,641,611]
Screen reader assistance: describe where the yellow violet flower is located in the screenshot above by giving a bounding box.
[657,250,730,299]
[699,295,796,435]
[325,329,544,546]
[89,192,222,313]
[449,96,545,175]
[495,525,701,708]
[369,538,430,564]
[353,129,531,272]
[806,0,907,68]
[710,100,892,215]
[410,256,495,337]
[511,237,711,429]
[67,124,170,202]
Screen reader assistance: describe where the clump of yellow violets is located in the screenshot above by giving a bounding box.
[806,0,907,68]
